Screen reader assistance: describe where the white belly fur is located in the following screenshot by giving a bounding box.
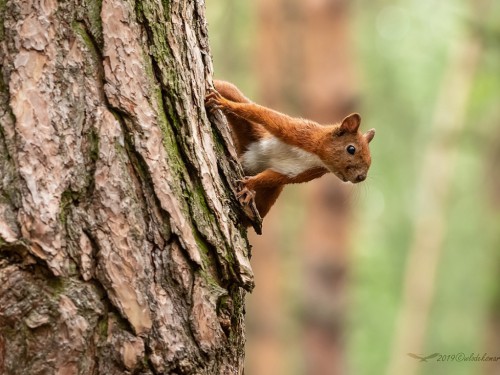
[241,136,325,177]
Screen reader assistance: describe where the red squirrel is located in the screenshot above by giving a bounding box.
[206,80,375,219]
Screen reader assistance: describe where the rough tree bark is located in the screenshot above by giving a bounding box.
[0,0,259,374]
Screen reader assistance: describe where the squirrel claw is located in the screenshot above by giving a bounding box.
[236,177,250,184]
[205,89,229,113]
[206,90,223,100]
[206,103,222,114]
[236,177,255,205]
[237,186,256,205]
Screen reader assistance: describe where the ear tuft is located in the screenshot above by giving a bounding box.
[365,128,375,143]
[340,113,361,133]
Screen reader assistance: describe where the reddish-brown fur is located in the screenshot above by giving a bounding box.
[206,80,375,220]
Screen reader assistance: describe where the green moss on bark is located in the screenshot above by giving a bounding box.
[85,0,103,45]
[0,0,6,42]
[75,0,104,49]
[71,20,102,70]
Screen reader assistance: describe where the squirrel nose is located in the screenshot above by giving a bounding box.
[356,174,366,182]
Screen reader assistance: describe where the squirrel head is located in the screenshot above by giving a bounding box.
[319,113,375,184]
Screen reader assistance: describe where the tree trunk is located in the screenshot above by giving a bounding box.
[0,0,258,374]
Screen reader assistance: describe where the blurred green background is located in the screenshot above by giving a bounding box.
[207,1,500,374]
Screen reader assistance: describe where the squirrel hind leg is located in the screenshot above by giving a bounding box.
[254,186,284,219]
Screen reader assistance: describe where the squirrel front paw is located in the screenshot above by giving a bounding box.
[205,89,231,114]
[236,177,256,205]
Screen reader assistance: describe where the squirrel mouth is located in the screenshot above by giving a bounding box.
[333,171,347,183]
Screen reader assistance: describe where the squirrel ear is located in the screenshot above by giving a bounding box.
[365,128,375,143]
[340,113,361,133]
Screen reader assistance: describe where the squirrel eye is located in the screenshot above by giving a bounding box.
[347,145,356,155]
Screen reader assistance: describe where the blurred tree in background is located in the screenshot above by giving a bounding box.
[207,0,500,374]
